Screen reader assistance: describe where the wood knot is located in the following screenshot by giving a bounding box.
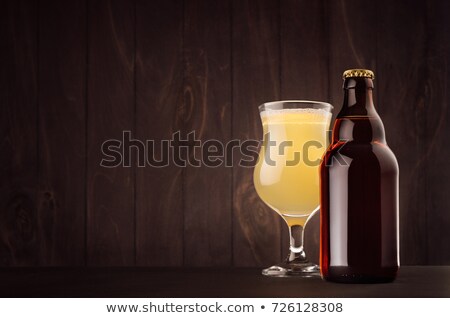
[6,193,36,243]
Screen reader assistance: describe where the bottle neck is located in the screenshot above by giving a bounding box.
[333,77,387,144]
[339,77,377,117]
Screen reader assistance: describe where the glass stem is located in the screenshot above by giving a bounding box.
[288,224,307,263]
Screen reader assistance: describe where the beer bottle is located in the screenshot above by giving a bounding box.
[320,69,399,283]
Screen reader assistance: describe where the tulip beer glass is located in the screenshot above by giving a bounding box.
[253,101,332,276]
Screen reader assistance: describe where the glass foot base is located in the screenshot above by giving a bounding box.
[262,262,320,277]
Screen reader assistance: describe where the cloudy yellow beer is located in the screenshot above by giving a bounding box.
[253,108,331,226]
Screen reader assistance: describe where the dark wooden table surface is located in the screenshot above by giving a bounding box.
[0,266,448,298]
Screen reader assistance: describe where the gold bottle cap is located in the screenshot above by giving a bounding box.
[343,69,375,79]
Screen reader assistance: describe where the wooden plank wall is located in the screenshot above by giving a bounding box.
[135,0,184,266]
[0,0,449,266]
[38,0,86,265]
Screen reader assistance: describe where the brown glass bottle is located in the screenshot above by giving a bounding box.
[320,69,399,283]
